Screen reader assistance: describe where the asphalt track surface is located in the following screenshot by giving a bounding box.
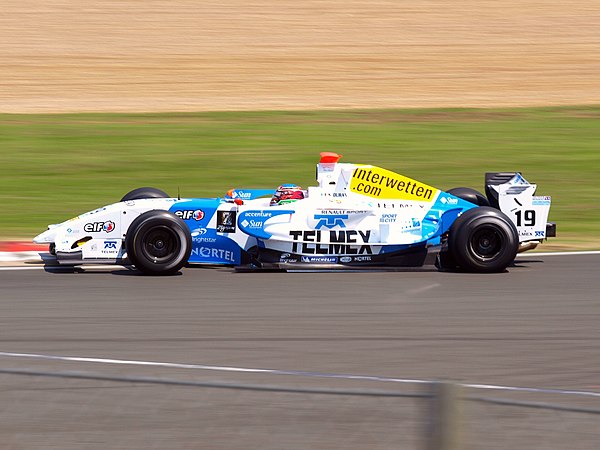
[1,253,599,449]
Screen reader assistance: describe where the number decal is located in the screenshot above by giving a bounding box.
[515,210,536,226]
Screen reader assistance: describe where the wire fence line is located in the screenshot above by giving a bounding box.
[1,367,599,416]
[466,395,600,415]
[2,365,600,450]
[0,368,429,399]
[0,369,600,414]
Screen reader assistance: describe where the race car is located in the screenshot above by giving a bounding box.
[34,152,555,275]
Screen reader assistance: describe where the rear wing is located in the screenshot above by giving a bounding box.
[486,172,556,244]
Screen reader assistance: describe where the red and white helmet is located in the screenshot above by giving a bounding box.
[270,184,305,206]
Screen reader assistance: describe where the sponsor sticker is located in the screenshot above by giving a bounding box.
[231,190,252,199]
[350,167,438,201]
[532,197,551,206]
[244,211,274,218]
[240,211,274,229]
[191,227,208,236]
[439,196,459,205]
[103,240,117,250]
[84,221,115,233]
[217,211,237,233]
[102,240,119,254]
[314,214,348,229]
[191,228,217,243]
[378,202,412,209]
[301,256,338,263]
[380,213,397,223]
[175,210,205,221]
[320,192,347,198]
[193,236,217,243]
[279,253,299,263]
[289,230,372,255]
[191,247,236,263]
[316,209,371,215]
[238,210,295,239]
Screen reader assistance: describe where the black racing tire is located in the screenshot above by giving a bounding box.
[447,207,518,273]
[121,187,170,202]
[125,210,191,275]
[446,187,490,207]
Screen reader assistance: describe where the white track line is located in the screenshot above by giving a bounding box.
[1,351,600,399]
[517,250,600,257]
[0,351,427,383]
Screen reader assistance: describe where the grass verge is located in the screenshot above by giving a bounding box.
[1,106,598,248]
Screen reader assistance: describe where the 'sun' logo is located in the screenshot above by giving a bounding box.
[314,214,348,229]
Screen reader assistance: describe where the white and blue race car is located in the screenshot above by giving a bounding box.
[34,152,555,275]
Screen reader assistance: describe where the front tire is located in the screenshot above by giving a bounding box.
[447,207,518,273]
[125,210,191,275]
[121,187,169,202]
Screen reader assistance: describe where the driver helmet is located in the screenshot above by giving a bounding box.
[270,184,305,206]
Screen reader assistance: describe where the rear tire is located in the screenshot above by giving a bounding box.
[125,210,191,275]
[447,187,490,207]
[447,207,518,273]
[121,187,169,202]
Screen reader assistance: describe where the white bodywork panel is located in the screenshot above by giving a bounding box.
[491,174,552,242]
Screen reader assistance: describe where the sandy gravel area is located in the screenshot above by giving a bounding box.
[1,0,599,112]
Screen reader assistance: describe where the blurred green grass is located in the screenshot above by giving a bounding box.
[1,107,599,246]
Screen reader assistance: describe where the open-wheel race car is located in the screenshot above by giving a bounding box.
[34,152,555,275]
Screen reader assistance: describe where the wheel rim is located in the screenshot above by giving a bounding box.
[469,226,503,260]
[140,226,179,263]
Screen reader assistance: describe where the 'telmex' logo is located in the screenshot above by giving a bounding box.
[314,214,348,229]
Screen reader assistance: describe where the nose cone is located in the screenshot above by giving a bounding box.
[33,226,58,243]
